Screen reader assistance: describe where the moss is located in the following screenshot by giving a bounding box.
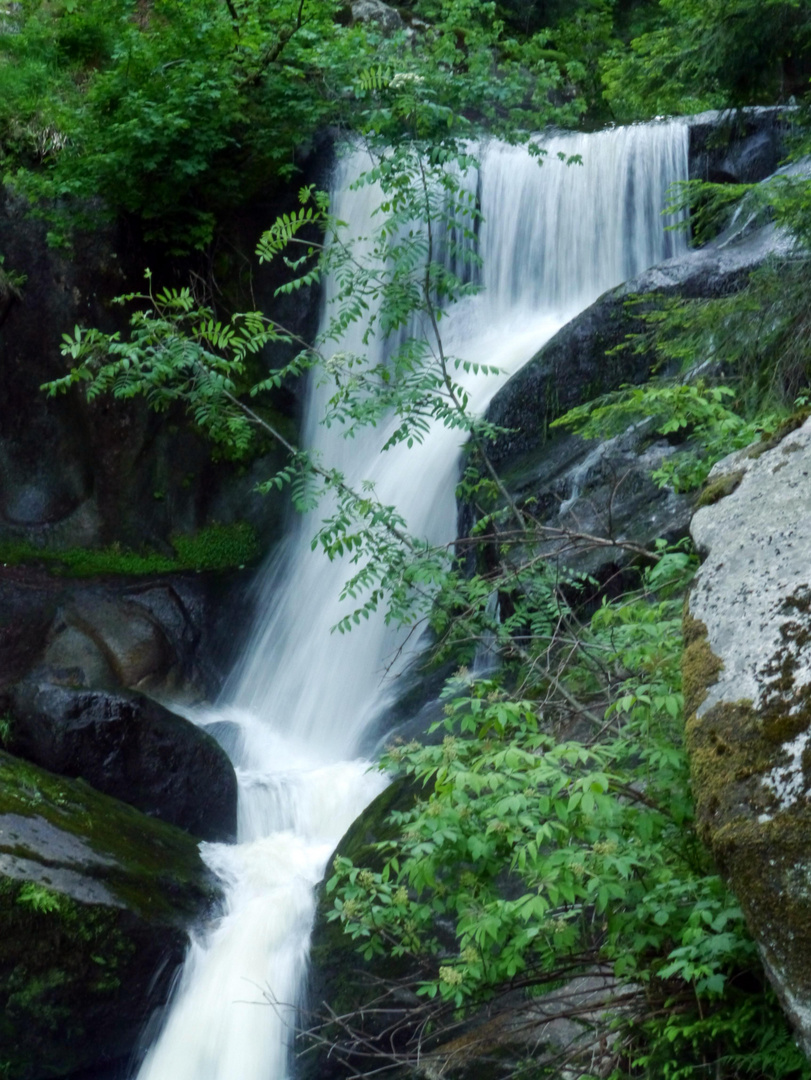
[684,603,811,1020]
[0,751,215,922]
[695,468,745,508]
[0,520,260,577]
[746,408,811,460]
[681,610,723,719]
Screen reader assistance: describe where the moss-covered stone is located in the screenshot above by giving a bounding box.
[0,750,219,1078]
[300,777,420,1080]
[684,608,811,1056]
[695,468,745,508]
[681,610,723,720]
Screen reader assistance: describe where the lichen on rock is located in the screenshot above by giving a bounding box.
[685,415,811,1056]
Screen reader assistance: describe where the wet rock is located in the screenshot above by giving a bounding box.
[0,566,245,701]
[0,750,218,1080]
[479,209,792,580]
[487,217,791,473]
[46,596,173,691]
[300,779,419,1080]
[684,416,811,1058]
[488,424,694,581]
[8,683,237,842]
[687,106,793,184]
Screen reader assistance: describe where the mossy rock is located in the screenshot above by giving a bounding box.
[695,468,745,509]
[299,777,421,1080]
[0,750,219,1079]
[685,418,811,1058]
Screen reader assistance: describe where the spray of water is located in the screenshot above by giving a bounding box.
[135,122,688,1080]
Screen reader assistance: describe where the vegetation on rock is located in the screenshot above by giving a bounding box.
[0,520,260,575]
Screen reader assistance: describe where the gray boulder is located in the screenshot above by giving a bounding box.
[684,416,811,1058]
[0,566,246,701]
[0,750,218,1080]
[486,218,792,472]
[687,106,794,184]
[350,0,403,33]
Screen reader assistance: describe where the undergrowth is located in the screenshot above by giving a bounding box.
[0,521,260,576]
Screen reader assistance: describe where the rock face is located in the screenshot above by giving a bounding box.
[487,218,791,471]
[8,684,237,843]
[476,208,791,580]
[687,107,793,184]
[0,566,245,842]
[0,750,217,1079]
[300,779,419,1080]
[0,565,248,700]
[0,186,293,554]
[349,0,403,33]
[684,416,811,1056]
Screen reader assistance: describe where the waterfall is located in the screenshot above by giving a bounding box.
[134,121,688,1080]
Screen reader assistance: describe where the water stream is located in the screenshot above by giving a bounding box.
[134,122,689,1080]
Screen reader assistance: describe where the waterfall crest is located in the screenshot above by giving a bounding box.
[135,120,688,1080]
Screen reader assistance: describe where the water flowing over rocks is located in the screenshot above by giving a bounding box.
[685,416,811,1057]
[0,111,800,1079]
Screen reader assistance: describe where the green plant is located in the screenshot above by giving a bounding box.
[2,0,575,251]
[16,883,63,916]
[325,557,809,1078]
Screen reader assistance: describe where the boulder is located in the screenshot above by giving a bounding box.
[8,683,238,843]
[480,423,694,582]
[0,566,248,701]
[300,779,420,1080]
[684,415,811,1057]
[486,218,792,473]
[687,107,793,184]
[0,750,218,1080]
[478,208,793,581]
[349,0,403,33]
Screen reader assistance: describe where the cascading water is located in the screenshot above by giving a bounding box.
[134,121,688,1080]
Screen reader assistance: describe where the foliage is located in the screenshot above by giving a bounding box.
[1,0,574,250]
[0,252,26,296]
[325,555,809,1078]
[553,377,768,491]
[16,883,63,916]
[0,520,260,576]
[601,0,811,119]
[30,15,811,1076]
[553,196,811,491]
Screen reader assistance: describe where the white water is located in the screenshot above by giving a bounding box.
[135,122,688,1080]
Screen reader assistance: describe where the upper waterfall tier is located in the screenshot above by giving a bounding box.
[225,121,689,760]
